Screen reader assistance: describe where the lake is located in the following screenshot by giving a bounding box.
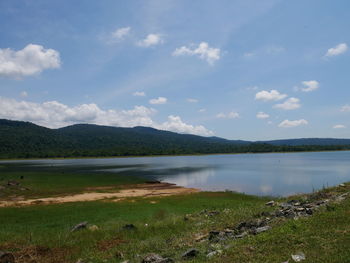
[2,151,350,196]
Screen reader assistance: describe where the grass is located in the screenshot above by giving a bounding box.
[0,163,147,199]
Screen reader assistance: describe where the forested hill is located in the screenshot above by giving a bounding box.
[0,119,350,159]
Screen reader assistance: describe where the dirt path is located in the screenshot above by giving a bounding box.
[0,183,199,207]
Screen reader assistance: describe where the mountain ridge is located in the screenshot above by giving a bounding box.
[1,119,349,158]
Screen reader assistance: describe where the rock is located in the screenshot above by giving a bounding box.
[208,231,226,242]
[265,200,275,206]
[253,226,271,234]
[142,253,163,263]
[123,224,137,230]
[7,180,20,187]
[182,248,199,259]
[207,250,223,258]
[76,259,86,263]
[141,253,173,263]
[115,251,124,259]
[339,183,346,187]
[0,251,15,263]
[233,232,248,239]
[71,221,88,232]
[291,252,305,262]
[88,225,99,231]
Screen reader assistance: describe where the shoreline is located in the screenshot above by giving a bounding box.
[1,149,350,162]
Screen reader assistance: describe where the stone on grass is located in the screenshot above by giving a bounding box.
[253,226,271,234]
[123,224,137,230]
[265,200,275,206]
[141,253,174,263]
[291,252,305,262]
[71,222,88,232]
[182,248,199,259]
[0,251,15,263]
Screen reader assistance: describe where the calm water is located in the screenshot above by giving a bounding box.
[2,151,350,196]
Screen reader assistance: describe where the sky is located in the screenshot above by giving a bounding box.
[0,0,349,140]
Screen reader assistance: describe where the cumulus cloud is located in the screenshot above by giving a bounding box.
[278,119,308,128]
[149,97,167,105]
[0,96,212,136]
[137,34,163,47]
[133,91,146,97]
[111,27,131,41]
[255,90,287,102]
[274,97,301,110]
[216,111,239,119]
[256,111,269,119]
[173,42,221,65]
[159,115,213,136]
[300,80,319,92]
[325,43,348,57]
[186,98,198,103]
[341,104,350,112]
[333,124,346,129]
[0,44,60,78]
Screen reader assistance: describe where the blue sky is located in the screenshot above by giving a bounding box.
[0,0,349,140]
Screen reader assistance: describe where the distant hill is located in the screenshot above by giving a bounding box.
[0,119,349,158]
[261,138,350,146]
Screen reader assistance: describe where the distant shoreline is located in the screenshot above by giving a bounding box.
[1,149,350,161]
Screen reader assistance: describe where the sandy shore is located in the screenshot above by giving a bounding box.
[0,183,199,207]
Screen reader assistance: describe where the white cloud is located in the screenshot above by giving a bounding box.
[256,111,269,119]
[325,43,348,57]
[274,97,301,110]
[159,115,213,136]
[20,91,28,97]
[111,27,131,41]
[278,119,308,128]
[137,34,163,47]
[333,124,346,129]
[341,104,350,112]
[133,91,146,97]
[300,80,319,92]
[216,111,239,119]
[255,90,287,101]
[149,97,167,105]
[0,96,212,136]
[173,42,221,65]
[198,108,206,113]
[186,98,198,103]
[0,44,60,78]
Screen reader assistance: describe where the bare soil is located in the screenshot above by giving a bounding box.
[0,183,199,207]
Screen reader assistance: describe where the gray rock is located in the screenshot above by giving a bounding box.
[71,221,88,232]
[265,200,275,206]
[253,226,271,234]
[182,248,199,259]
[207,250,223,258]
[142,253,173,263]
[291,252,305,262]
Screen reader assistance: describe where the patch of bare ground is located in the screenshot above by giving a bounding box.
[0,183,199,207]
